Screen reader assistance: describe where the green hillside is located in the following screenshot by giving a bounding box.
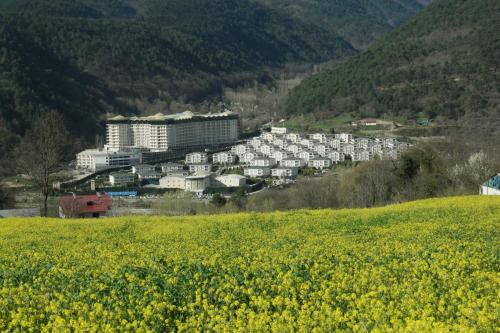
[257,0,431,49]
[0,0,354,153]
[286,0,500,126]
[0,196,498,331]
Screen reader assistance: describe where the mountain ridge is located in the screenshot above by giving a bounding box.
[286,0,500,126]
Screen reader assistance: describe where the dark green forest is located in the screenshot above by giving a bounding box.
[0,0,356,174]
[287,0,500,127]
[256,0,430,49]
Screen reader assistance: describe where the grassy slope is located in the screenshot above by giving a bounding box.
[0,196,498,331]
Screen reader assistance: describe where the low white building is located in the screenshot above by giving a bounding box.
[76,149,140,172]
[137,170,161,180]
[188,163,212,173]
[159,175,186,190]
[308,157,332,170]
[185,173,212,193]
[244,166,271,178]
[213,151,236,165]
[281,158,306,168]
[251,157,277,168]
[214,174,247,188]
[271,127,287,134]
[271,167,298,178]
[132,164,156,174]
[109,172,135,186]
[185,152,208,164]
[160,162,184,174]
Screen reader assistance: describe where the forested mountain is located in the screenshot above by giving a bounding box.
[0,0,354,165]
[257,0,431,49]
[287,0,500,126]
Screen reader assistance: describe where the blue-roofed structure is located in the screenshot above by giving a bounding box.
[480,174,500,195]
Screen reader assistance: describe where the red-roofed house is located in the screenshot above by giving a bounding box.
[58,194,112,218]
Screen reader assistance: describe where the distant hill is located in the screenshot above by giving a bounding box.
[257,0,431,49]
[286,0,500,126]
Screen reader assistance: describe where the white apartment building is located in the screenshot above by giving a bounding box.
[160,163,184,174]
[76,149,140,172]
[270,150,290,164]
[244,166,271,178]
[251,157,277,168]
[356,138,372,150]
[341,143,355,156]
[327,151,345,163]
[106,111,239,152]
[213,152,236,165]
[240,151,260,164]
[328,138,341,150]
[188,163,212,173]
[232,144,250,156]
[300,138,314,149]
[284,144,300,156]
[272,138,287,148]
[260,132,275,142]
[310,133,327,143]
[308,158,333,170]
[248,138,262,149]
[336,133,353,143]
[298,151,316,162]
[185,152,208,164]
[281,158,306,168]
[313,144,330,157]
[285,133,301,143]
[352,150,371,162]
[271,167,299,178]
[259,144,276,157]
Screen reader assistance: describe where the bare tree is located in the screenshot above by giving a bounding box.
[15,112,70,217]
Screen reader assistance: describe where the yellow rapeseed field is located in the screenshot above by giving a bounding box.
[0,196,498,332]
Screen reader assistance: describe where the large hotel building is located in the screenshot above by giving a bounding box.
[106,110,240,152]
